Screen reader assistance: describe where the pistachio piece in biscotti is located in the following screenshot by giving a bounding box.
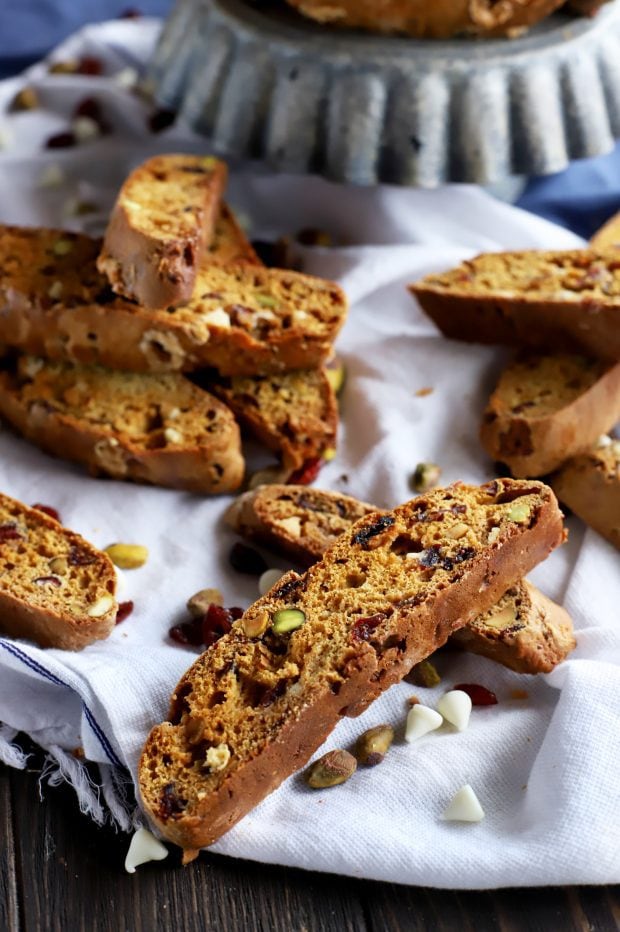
[139,478,565,857]
[0,492,118,650]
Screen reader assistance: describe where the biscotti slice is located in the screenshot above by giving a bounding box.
[0,492,117,650]
[0,355,244,494]
[227,484,575,674]
[590,211,620,251]
[0,226,347,376]
[208,204,261,267]
[208,368,338,472]
[97,154,227,308]
[225,484,378,566]
[410,251,620,360]
[449,579,575,674]
[551,438,620,550]
[480,353,620,477]
[139,479,564,856]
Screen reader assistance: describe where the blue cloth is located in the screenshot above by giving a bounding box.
[0,0,173,77]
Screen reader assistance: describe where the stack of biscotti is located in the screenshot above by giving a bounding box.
[139,478,565,858]
[0,155,347,490]
[410,249,620,549]
[225,484,576,674]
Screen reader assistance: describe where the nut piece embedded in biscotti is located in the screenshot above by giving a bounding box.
[98,154,228,308]
[0,491,118,650]
[138,478,565,856]
[307,750,357,788]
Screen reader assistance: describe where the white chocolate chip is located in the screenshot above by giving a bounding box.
[487,526,500,544]
[87,594,115,618]
[274,515,302,538]
[441,784,485,822]
[71,115,101,143]
[405,704,443,742]
[205,743,230,773]
[164,427,183,444]
[203,307,231,328]
[114,66,139,89]
[125,827,168,873]
[258,568,286,596]
[167,407,181,420]
[437,690,472,732]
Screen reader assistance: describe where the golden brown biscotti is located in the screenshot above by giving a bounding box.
[139,479,565,856]
[208,368,338,472]
[225,484,378,566]
[450,579,575,674]
[97,155,227,308]
[0,355,244,493]
[480,353,620,477]
[226,484,575,674]
[0,492,117,650]
[589,212,620,251]
[284,0,564,38]
[551,439,620,549]
[410,251,620,361]
[0,226,347,376]
[208,205,261,267]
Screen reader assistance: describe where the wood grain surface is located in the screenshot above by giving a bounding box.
[1,749,618,932]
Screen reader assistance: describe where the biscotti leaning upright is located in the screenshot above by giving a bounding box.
[0,493,118,650]
[98,155,227,308]
[410,251,620,360]
[139,479,565,859]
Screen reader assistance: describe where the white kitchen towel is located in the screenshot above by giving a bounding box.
[0,18,618,889]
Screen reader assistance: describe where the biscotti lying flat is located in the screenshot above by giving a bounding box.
[227,484,575,673]
[225,484,377,566]
[450,579,575,674]
[0,355,244,493]
[551,438,620,550]
[590,211,620,251]
[480,353,620,477]
[0,492,118,649]
[98,155,227,308]
[139,479,564,856]
[410,251,620,360]
[0,226,347,376]
[209,368,338,472]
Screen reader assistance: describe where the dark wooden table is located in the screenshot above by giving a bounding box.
[1,748,618,932]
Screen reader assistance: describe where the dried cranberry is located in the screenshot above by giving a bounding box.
[229,607,244,620]
[32,503,61,522]
[352,515,395,548]
[115,601,134,624]
[45,131,76,149]
[229,542,268,576]
[69,546,96,566]
[351,614,384,642]
[158,783,186,820]
[148,108,176,133]
[169,619,203,647]
[0,524,22,542]
[76,56,104,76]
[453,683,498,706]
[287,457,322,486]
[202,604,233,647]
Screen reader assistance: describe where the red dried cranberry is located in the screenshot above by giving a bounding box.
[0,524,22,542]
[202,604,233,648]
[287,457,322,486]
[33,576,61,587]
[148,108,176,133]
[76,56,104,76]
[169,619,203,647]
[229,542,268,576]
[32,503,61,522]
[351,614,384,642]
[229,607,244,620]
[115,601,134,624]
[45,131,76,149]
[69,546,96,566]
[453,683,498,706]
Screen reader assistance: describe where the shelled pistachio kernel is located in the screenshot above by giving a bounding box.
[409,659,441,688]
[104,543,148,569]
[307,749,357,788]
[272,608,306,634]
[242,610,270,639]
[187,587,223,617]
[410,462,441,493]
[507,502,530,524]
[325,357,346,395]
[53,238,73,256]
[356,725,394,766]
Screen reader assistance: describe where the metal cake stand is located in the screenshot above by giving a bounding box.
[149,0,620,186]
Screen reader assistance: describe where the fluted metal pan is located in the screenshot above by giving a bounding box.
[149,0,620,187]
